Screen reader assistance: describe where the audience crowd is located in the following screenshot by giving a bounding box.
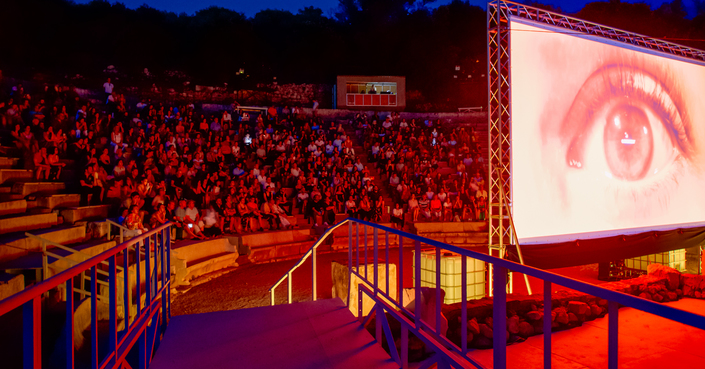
[0,79,488,240]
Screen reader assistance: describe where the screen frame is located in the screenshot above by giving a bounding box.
[508,16,705,245]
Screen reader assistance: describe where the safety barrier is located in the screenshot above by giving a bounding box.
[270,218,705,369]
[0,222,172,369]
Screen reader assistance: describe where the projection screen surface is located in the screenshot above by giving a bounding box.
[509,19,705,244]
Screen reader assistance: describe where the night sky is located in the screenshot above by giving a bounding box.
[71,0,698,18]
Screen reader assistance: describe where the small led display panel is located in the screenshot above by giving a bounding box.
[509,18,705,244]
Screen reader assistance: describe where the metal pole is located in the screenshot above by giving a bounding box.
[385,231,390,296]
[312,247,317,301]
[493,264,507,369]
[608,301,619,369]
[398,235,404,305]
[414,240,421,329]
[348,221,353,307]
[461,255,468,354]
[373,228,378,295]
[435,246,441,334]
[544,280,552,369]
[287,272,293,304]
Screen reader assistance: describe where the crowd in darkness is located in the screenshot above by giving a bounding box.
[0,78,488,240]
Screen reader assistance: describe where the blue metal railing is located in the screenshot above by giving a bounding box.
[0,222,172,369]
[271,218,705,369]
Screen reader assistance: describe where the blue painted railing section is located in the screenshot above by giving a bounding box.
[0,222,172,369]
[273,218,705,369]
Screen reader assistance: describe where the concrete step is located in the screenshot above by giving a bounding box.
[38,194,81,210]
[0,169,33,185]
[235,228,313,249]
[171,237,238,287]
[12,182,65,197]
[0,271,24,301]
[0,157,20,169]
[183,252,239,284]
[0,212,58,235]
[413,221,487,233]
[0,224,86,264]
[247,239,316,263]
[0,199,26,217]
[60,204,111,224]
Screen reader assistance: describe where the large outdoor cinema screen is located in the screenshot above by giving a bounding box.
[510,18,705,244]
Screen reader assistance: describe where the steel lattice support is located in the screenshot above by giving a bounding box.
[487,1,513,296]
[486,0,705,295]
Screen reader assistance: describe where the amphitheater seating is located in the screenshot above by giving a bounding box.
[60,205,111,224]
[171,237,239,290]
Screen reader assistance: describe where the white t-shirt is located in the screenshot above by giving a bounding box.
[103,82,114,94]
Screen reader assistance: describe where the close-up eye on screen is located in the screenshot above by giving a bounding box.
[509,19,705,244]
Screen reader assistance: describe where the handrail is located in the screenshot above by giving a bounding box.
[345,219,705,369]
[269,218,351,305]
[0,222,170,315]
[347,219,705,328]
[0,222,172,369]
[107,219,129,244]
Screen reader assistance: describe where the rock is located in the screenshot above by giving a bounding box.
[479,323,493,339]
[508,316,520,334]
[466,332,474,343]
[695,291,702,299]
[647,264,681,291]
[531,320,544,334]
[568,301,589,315]
[474,334,492,349]
[485,317,493,329]
[590,304,602,316]
[676,289,683,297]
[568,313,579,323]
[556,311,569,325]
[598,299,608,306]
[526,311,542,321]
[518,321,534,338]
[684,285,693,297]
[667,292,678,301]
[639,292,652,300]
[467,318,480,336]
[652,293,664,302]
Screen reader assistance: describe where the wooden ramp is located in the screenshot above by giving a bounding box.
[149,298,398,369]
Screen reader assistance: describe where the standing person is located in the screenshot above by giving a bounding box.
[103,78,114,104]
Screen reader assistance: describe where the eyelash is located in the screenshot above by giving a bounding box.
[563,62,691,209]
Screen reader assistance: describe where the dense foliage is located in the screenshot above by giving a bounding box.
[1,0,703,110]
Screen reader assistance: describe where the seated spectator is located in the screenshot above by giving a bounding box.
[124,205,149,238]
[391,203,404,229]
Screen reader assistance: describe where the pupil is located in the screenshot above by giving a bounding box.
[603,104,653,181]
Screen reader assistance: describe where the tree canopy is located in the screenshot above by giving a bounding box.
[0,0,703,110]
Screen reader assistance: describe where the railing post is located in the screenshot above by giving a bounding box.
[364,225,368,279]
[287,272,293,304]
[312,247,317,301]
[462,255,468,354]
[544,281,552,369]
[136,241,142,315]
[65,278,74,368]
[414,240,421,329]
[373,228,378,295]
[109,255,117,361]
[436,246,442,335]
[385,231,390,296]
[124,248,130,329]
[401,325,409,369]
[91,266,98,369]
[41,241,48,282]
[493,264,507,369]
[108,224,112,241]
[145,237,152,304]
[166,227,171,320]
[609,300,619,369]
[348,221,353,308]
[270,289,275,306]
[23,296,41,369]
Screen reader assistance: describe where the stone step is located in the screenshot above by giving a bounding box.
[234,228,313,249]
[0,212,58,236]
[183,252,239,285]
[413,221,487,233]
[0,146,21,157]
[0,199,27,217]
[0,169,33,185]
[0,157,20,169]
[0,271,24,301]
[12,182,65,197]
[171,237,238,287]
[60,204,111,224]
[247,239,317,263]
[37,194,81,210]
[0,224,87,264]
